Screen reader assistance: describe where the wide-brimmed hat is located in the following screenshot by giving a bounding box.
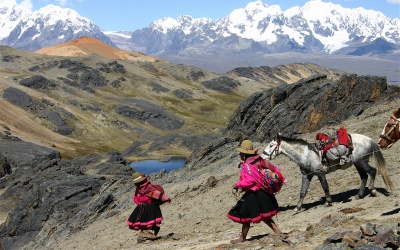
[236,140,258,154]
[132,172,146,184]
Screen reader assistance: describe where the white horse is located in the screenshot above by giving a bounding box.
[261,134,393,211]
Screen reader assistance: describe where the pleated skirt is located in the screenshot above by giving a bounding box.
[126,203,163,230]
[227,189,279,224]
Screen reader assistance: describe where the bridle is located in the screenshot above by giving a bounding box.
[263,139,281,160]
[379,115,400,146]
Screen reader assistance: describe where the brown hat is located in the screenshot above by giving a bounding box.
[236,140,258,154]
[132,172,146,184]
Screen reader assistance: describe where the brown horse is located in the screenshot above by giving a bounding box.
[378,108,400,149]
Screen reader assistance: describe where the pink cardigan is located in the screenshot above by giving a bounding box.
[236,155,267,192]
[133,188,152,204]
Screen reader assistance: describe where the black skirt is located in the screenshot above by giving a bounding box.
[126,203,163,230]
[227,189,279,224]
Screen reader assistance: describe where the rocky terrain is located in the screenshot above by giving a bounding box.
[0,72,399,250]
[0,38,344,160]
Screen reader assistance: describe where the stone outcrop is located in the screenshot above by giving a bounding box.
[200,76,241,94]
[225,74,400,142]
[19,75,56,89]
[113,99,184,130]
[2,88,74,135]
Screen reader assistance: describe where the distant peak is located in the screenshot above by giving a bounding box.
[73,36,99,43]
[246,0,266,8]
[0,0,30,11]
[35,36,165,63]
[0,0,17,8]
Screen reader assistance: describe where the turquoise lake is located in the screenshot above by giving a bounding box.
[130,158,186,175]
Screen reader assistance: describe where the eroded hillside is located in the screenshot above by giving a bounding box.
[0,42,344,159]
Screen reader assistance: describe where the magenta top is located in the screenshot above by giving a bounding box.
[236,155,267,192]
[133,179,152,204]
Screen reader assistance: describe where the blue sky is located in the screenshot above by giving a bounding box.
[17,0,400,31]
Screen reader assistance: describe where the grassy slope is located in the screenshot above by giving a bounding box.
[0,47,344,159]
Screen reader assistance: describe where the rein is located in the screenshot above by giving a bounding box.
[263,140,280,159]
[380,115,400,143]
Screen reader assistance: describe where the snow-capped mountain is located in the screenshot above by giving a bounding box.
[0,0,398,62]
[103,31,133,51]
[127,0,400,56]
[0,0,113,51]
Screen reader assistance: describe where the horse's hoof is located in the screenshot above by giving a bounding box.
[294,207,303,212]
[324,202,332,207]
[370,189,377,197]
[353,195,360,200]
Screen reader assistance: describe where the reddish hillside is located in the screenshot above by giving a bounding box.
[35,36,166,62]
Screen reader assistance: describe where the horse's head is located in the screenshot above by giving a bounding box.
[261,134,281,160]
[378,109,400,149]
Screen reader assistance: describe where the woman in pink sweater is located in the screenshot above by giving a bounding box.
[126,172,171,242]
[227,140,282,243]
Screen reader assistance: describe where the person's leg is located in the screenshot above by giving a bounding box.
[264,218,282,234]
[153,226,160,236]
[240,223,251,241]
[231,222,250,243]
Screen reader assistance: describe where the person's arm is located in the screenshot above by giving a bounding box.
[133,190,140,204]
[235,165,256,190]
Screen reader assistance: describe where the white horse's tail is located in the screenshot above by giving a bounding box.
[371,142,394,191]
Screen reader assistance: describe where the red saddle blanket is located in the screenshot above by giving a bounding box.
[316,127,350,155]
[335,127,350,146]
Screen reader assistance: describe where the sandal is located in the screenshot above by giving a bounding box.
[138,230,157,240]
[144,230,157,236]
[279,233,289,239]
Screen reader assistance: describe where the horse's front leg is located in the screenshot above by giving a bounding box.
[295,174,313,211]
[316,172,333,207]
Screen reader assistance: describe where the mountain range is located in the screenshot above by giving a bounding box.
[126,0,400,56]
[1,0,399,61]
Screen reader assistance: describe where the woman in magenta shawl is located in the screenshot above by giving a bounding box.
[227,140,283,243]
[126,172,171,242]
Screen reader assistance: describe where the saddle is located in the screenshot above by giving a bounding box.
[315,127,353,166]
